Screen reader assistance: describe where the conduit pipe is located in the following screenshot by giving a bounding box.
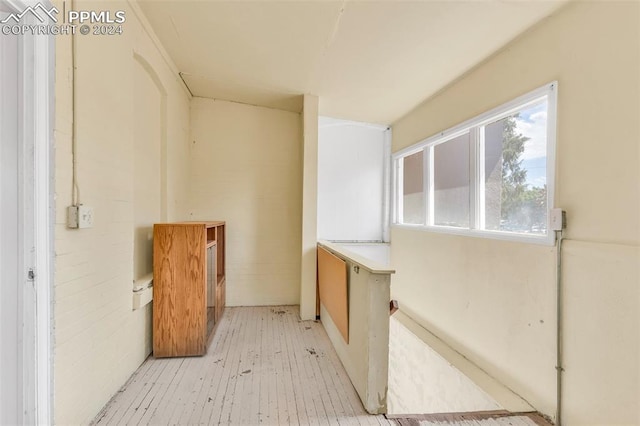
[70,0,80,205]
[555,228,565,426]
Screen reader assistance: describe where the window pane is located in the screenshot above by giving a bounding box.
[434,133,470,228]
[484,101,547,234]
[401,151,424,224]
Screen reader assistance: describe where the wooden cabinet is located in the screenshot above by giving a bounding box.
[153,221,226,357]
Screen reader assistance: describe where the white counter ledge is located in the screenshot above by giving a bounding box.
[317,240,395,274]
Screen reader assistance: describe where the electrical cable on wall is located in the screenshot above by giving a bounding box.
[66,0,94,230]
[71,0,80,206]
[554,210,567,426]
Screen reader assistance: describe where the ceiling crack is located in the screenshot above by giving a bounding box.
[325,0,347,53]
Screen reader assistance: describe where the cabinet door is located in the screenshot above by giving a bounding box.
[153,225,207,357]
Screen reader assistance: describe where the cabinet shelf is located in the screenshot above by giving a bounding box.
[153,221,226,358]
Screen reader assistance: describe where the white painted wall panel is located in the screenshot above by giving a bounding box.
[318,117,386,242]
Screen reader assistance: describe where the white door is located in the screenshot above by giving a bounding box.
[0,1,53,424]
[0,23,23,426]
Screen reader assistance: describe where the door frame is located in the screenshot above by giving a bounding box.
[32,7,54,423]
[1,0,54,423]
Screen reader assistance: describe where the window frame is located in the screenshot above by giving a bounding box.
[392,82,558,246]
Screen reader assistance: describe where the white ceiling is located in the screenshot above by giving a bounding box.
[139,0,568,124]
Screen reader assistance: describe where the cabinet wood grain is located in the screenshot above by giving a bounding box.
[153,221,226,357]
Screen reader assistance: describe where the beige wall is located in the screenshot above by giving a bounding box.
[133,56,162,281]
[300,95,319,320]
[390,2,639,425]
[53,0,191,423]
[188,98,303,306]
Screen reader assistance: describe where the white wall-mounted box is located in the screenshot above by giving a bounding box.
[132,286,153,310]
[67,205,94,229]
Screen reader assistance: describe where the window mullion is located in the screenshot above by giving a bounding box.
[478,126,486,230]
[396,158,404,224]
[469,128,477,230]
[425,146,434,226]
[470,126,485,230]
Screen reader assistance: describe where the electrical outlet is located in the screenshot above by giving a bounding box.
[67,205,94,229]
[78,205,94,228]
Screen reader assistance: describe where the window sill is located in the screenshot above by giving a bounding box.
[391,223,556,246]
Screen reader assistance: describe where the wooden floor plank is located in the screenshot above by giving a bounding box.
[107,356,169,425]
[298,317,331,426]
[211,306,248,425]
[308,321,389,426]
[266,307,281,424]
[276,307,295,425]
[236,306,261,426]
[281,307,305,425]
[166,356,205,424]
[257,309,271,424]
[286,312,320,426]
[127,358,172,423]
[242,306,264,425]
[281,308,311,425]
[228,305,254,426]
[92,306,392,426]
[312,326,362,426]
[131,357,184,425]
[139,358,185,424]
[187,312,235,425]
[93,355,156,425]
[198,306,240,425]
[392,413,548,426]
[145,357,190,424]
[307,327,347,425]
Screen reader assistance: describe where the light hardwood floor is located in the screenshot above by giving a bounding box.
[92,306,395,426]
[390,413,550,426]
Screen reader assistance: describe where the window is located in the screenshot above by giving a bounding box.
[392,82,557,244]
[433,132,470,228]
[398,150,425,225]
